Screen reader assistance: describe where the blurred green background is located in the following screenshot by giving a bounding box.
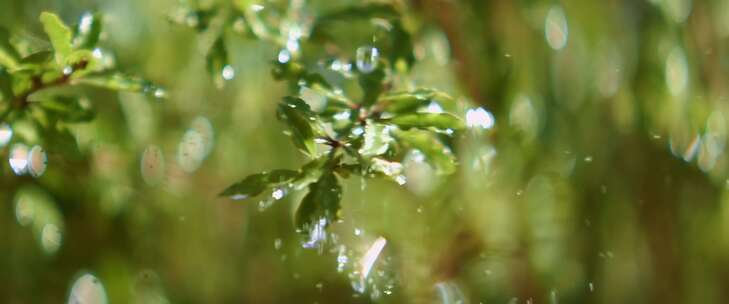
[3,0,729,303]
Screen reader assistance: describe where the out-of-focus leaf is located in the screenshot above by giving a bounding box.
[277,96,319,155]
[43,125,82,159]
[0,68,12,101]
[220,169,299,200]
[358,122,393,157]
[39,12,73,64]
[394,129,457,175]
[272,61,332,89]
[167,7,215,31]
[0,27,20,69]
[37,96,95,122]
[388,113,464,131]
[20,50,53,65]
[311,4,399,37]
[72,12,102,49]
[207,35,228,88]
[295,170,342,234]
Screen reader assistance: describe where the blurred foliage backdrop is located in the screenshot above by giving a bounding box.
[3,0,729,303]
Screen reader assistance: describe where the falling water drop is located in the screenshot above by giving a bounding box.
[153,88,167,99]
[545,6,569,50]
[68,273,108,304]
[41,223,62,254]
[9,143,30,175]
[221,65,235,81]
[28,145,48,178]
[0,123,12,147]
[140,145,165,186]
[356,46,379,73]
[465,108,495,129]
[278,49,291,63]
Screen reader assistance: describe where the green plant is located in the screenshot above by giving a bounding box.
[172,2,475,246]
[0,11,163,171]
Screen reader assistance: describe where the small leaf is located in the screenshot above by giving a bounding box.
[358,122,393,157]
[39,12,73,64]
[73,12,102,49]
[220,169,299,200]
[0,27,20,69]
[37,96,95,122]
[277,96,319,156]
[77,73,162,96]
[207,35,229,88]
[295,170,342,234]
[394,129,457,175]
[388,113,464,131]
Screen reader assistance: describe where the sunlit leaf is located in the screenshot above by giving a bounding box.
[39,12,73,64]
[358,122,393,157]
[394,129,457,175]
[220,169,299,200]
[387,113,464,131]
[295,170,342,234]
[77,73,161,95]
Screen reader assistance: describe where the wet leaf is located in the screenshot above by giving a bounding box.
[220,169,299,200]
[394,129,457,175]
[295,170,342,234]
[77,73,159,94]
[277,96,319,156]
[39,12,73,64]
[387,113,464,131]
[73,12,102,49]
[358,123,393,157]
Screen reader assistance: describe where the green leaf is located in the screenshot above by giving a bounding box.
[388,113,464,131]
[77,73,164,97]
[277,96,319,156]
[220,169,299,200]
[358,122,393,157]
[0,27,20,69]
[39,12,73,64]
[37,96,95,122]
[394,129,457,175]
[379,88,455,114]
[73,12,102,49]
[295,170,342,234]
[207,35,230,88]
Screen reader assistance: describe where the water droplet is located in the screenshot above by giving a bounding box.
[302,218,329,252]
[278,49,291,63]
[68,273,108,304]
[28,145,48,178]
[665,47,688,97]
[395,175,407,185]
[425,101,444,114]
[274,238,283,250]
[0,123,13,147]
[177,117,214,173]
[221,65,235,81]
[545,6,568,50]
[272,188,286,200]
[434,281,466,304]
[141,145,165,186]
[588,282,595,292]
[250,4,264,12]
[153,88,167,99]
[356,46,379,73]
[584,156,593,163]
[9,143,29,175]
[63,66,73,75]
[354,228,363,236]
[41,223,62,254]
[466,107,495,129]
[360,237,387,280]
